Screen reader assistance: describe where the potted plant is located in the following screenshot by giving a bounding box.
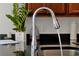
[6,3,30,53]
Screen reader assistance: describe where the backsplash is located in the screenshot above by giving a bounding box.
[0,34,79,45]
[0,34,7,39]
[77,34,79,42]
[27,34,70,45]
[0,34,15,40]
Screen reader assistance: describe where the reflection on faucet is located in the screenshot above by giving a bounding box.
[29,25,40,40]
[31,7,63,56]
[29,25,42,56]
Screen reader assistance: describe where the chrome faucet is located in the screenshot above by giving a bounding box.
[31,7,63,56]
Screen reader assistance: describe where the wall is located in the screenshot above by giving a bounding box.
[26,17,79,34]
[0,3,15,34]
[0,4,15,56]
[0,3,79,34]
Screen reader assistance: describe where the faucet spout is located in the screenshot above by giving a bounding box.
[31,7,62,56]
[32,7,60,29]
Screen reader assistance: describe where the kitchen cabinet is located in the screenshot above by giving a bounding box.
[46,3,66,14]
[27,3,79,16]
[27,3,66,15]
[28,3,46,14]
[69,3,79,14]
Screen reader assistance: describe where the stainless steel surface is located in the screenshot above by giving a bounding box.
[42,49,79,56]
[25,45,79,56]
[31,7,61,56]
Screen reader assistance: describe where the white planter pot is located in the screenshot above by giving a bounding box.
[15,32,26,51]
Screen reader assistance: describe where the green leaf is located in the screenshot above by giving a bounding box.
[6,3,30,32]
[6,14,18,26]
[13,3,19,16]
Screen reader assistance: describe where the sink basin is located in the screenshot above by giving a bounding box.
[41,45,79,56]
